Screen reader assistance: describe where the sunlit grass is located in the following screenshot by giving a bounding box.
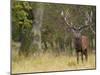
[12,50,96,74]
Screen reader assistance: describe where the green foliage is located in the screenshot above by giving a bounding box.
[12,0,33,41]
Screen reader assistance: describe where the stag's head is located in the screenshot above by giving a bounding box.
[71,27,81,39]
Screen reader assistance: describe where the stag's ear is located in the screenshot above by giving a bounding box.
[79,29,83,33]
[79,25,90,32]
[72,26,77,30]
[71,27,76,33]
[78,26,83,32]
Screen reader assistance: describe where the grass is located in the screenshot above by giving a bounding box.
[12,50,96,74]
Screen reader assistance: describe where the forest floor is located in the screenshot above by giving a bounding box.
[12,51,96,74]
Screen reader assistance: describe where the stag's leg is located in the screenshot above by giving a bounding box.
[76,51,79,64]
[84,49,88,61]
[81,51,83,63]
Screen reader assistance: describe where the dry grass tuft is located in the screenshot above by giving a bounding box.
[12,50,96,74]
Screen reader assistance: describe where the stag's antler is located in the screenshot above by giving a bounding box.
[61,10,74,31]
[61,9,95,34]
[80,11,95,34]
[79,10,95,34]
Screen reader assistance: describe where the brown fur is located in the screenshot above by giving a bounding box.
[74,35,89,63]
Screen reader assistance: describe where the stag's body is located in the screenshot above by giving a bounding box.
[74,35,88,63]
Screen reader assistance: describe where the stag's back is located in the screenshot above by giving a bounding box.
[81,36,89,50]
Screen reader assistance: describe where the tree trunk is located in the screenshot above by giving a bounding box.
[30,3,44,52]
[19,3,44,56]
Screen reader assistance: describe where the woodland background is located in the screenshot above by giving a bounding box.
[11,0,96,74]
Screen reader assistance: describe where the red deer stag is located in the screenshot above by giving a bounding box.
[61,10,94,63]
[69,26,89,63]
